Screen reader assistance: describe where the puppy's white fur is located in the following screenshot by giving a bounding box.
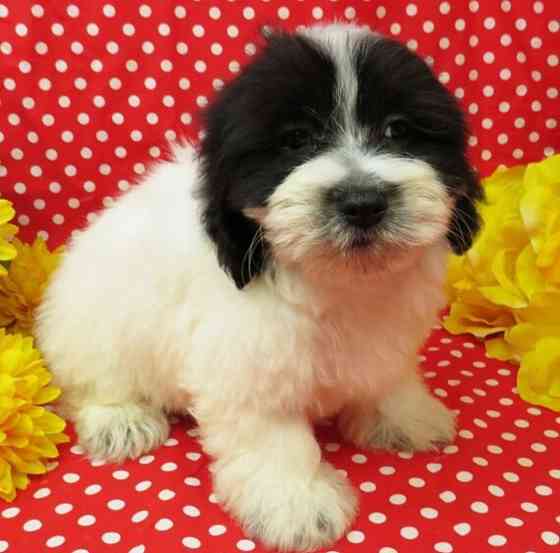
[36,143,454,551]
[36,25,458,553]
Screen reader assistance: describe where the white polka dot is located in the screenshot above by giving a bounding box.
[456,471,474,483]
[531,442,547,453]
[185,477,201,487]
[521,502,538,513]
[454,523,471,536]
[542,532,560,546]
[61,130,75,143]
[86,23,99,36]
[423,20,435,33]
[359,481,376,492]
[158,489,176,501]
[435,543,453,553]
[24,519,42,532]
[158,23,170,36]
[161,59,173,71]
[277,6,290,19]
[139,4,151,17]
[390,494,407,505]
[420,507,438,519]
[406,477,425,489]
[227,25,239,38]
[102,532,121,544]
[46,536,65,548]
[175,6,187,18]
[113,470,129,480]
[142,41,155,54]
[398,526,419,540]
[368,512,387,524]
[505,517,524,527]
[34,41,50,55]
[63,472,80,483]
[440,490,456,503]
[108,499,126,510]
[123,23,135,36]
[488,535,507,547]
[380,466,396,475]
[407,3,418,16]
[186,452,201,461]
[131,510,149,523]
[85,484,102,495]
[2,507,20,519]
[183,505,200,517]
[155,518,173,531]
[204,524,226,537]
[471,501,489,514]
[183,537,202,549]
[78,515,96,526]
[235,539,260,553]
[37,77,53,91]
[51,23,64,36]
[488,485,505,497]
[243,6,255,19]
[536,485,552,496]
[427,463,442,473]
[103,4,116,17]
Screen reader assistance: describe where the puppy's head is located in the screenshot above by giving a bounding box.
[200,24,482,289]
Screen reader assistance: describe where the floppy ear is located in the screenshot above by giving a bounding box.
[447,168,483,255]
[203,207,267,289]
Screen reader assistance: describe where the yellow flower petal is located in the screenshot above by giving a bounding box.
[0,329,69,502]
[518,337,560,411]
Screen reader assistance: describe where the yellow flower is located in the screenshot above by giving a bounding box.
[0,200,18,276]
[0,238,64,335]
[0,329,69,502]
[517,337,560,412]
[444,154,560,411]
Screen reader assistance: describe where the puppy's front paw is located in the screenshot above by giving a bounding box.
[222,462,357,552]
[339,395,456,452]
[75,403,169,462]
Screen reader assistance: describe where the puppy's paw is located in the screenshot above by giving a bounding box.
[224,462,357,552]
[75,403,169,462]
[339,396,456,453]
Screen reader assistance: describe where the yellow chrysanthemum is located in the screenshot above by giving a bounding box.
[0,238,64,335]
[0,200,18,276]
[444,154,560,411]
[0,329,69,502]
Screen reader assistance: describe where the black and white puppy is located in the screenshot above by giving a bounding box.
[37,23,481,552]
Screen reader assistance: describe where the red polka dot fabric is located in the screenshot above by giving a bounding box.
[2,329,560,553]
[1,1,559,247]
[1,2,559,553]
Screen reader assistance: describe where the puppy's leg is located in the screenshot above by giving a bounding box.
[199,410,357,552]
[339,374,456,452]
[74,402,169,462]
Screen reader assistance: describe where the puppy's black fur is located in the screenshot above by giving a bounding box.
[199,29,482,288]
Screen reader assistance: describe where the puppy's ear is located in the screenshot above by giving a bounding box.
[447,168,483,255]
[203,207,266,289]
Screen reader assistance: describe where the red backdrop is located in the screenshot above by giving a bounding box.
[1,2,560,553]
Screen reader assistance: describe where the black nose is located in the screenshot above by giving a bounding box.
[332,188,389,229]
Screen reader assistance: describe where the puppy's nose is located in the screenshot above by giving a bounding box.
[333,188,388,229]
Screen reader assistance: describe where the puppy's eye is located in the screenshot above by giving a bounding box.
[282,128,312,150]
[383,118,409,140]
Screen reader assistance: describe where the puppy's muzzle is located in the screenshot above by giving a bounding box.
[331,186,388,229]
[326,175,397,233]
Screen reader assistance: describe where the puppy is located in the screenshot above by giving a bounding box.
[36,23,481,552]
